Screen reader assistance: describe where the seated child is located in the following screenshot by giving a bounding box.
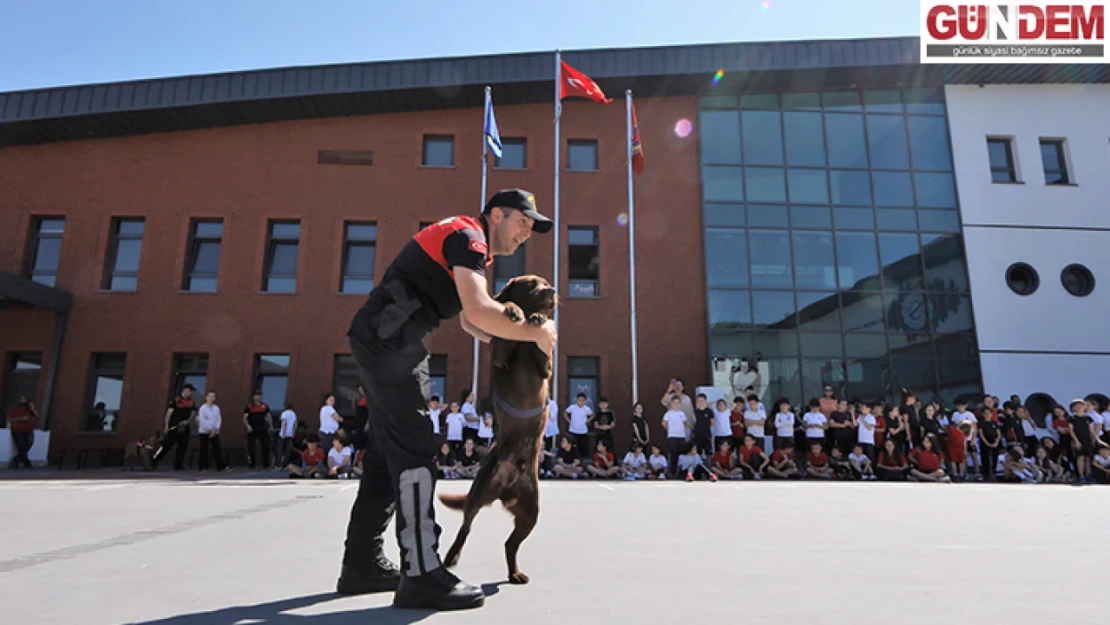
[766,440,801,479]
[327,437,359,479]
[711,439,744,480]
[848,444,876,480]
[288,433,326,478]
[621,443,648,480]
[553,436,585,479]
[455,438,482,479]
[436,442,458,479]
[587,440,621,479]
[805,441,834,479]
[646,444,669,480]
[736,434,768,480]
[677,442,717,482]
[908,434,950,483]
[1034,445,1068,483]
[1092,446,1110,485]
[828,447,853,480]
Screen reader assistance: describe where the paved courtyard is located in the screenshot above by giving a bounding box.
[1,471,1106,625]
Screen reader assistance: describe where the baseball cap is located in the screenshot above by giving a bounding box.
[482,188,553,234]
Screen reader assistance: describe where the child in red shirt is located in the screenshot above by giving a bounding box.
[766,440,801,479]
[909,433,950,482]
[288,434,325,478]
[805,441,833,479]
[711,439,744,480]
[945,421,970,481]
[586,440,620,478]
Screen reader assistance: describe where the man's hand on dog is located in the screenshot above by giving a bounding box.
[502,303,557,356]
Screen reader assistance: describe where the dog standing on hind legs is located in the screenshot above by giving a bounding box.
[438,275,556,585]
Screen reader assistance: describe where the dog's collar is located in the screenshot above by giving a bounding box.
[492,388,548,420]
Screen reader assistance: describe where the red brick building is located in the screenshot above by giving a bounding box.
[0,54,706,463]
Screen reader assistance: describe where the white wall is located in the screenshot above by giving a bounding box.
[946,84,1110,399]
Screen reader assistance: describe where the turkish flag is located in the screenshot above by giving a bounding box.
[560,61,612,104]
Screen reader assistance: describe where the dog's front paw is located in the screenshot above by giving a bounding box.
[508,571,530,585]
[503,303,524,323]
[527,313,546,327]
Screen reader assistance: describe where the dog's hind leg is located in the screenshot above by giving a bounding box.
[443,477,499,569]
[503,477,539,584]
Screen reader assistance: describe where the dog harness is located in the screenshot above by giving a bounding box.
[492,388,549,420]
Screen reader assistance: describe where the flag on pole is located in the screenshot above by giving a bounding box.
[631,102,644,175]
[559,60,612,104]
[484,93,503,158]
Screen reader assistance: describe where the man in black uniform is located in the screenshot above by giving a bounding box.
[335,189,557,611]
[152,384,197,471]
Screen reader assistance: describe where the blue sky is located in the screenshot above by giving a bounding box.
[0,0,918,92]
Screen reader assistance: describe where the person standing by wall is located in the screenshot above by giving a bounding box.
[242,391,271,470]
[197,390,226,472]
[152,384,197,471]
[6,395,37,469]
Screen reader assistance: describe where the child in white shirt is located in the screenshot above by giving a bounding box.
[327,438,356,479]
[849,444,876,480]
[621,443,648,480]
[647,444,669,480]
[802,398,829,451]
[744,395,768,450]
[279,403,297,466]
[663,395,688,476]
[774,399,796,450]
[444,401,466,454]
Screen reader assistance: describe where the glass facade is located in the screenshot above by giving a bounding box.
[699,88,981,407]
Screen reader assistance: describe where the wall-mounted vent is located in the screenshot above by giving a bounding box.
[317,150,374,166]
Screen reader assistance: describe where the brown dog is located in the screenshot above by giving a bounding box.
[439,275,556,584]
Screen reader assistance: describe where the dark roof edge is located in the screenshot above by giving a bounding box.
[0,35,922,97]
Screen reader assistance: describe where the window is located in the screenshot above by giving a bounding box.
[495,138,527,169]
[987,138,1016,183]
[103,218,144,291]
[85,353,126,432]
[333,355,361,417]
[567,140,598,171]
[171,353,208,397]
[428,354,448,403]
[1,353,42,428]
[493,243,526,293]
[183,220,223,292]
[341,222,377,294]
[1040,139,1069,185]
[254,354,290,416]
[263,221,300,293]
[566,357,600,409]
[1061,264,1095,297]
[1005,263,1039,296]
[26,217,65,287]
[567,227,599,297]
[699,110,742,165]
[422,135,454,167]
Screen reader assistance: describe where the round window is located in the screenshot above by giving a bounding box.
[1005,263,1039,296]
[1061,264,1095,297]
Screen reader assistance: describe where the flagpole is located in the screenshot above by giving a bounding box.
[552,50,562,406]
[474,86,491,399]
[626,90,639,405]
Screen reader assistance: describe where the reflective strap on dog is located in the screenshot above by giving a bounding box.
[492,388,548,420]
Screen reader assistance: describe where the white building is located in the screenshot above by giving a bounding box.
[946,84,1110,414]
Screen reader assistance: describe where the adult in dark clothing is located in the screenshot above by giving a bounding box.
[152,384,197,470]
[242,392,272,469]
[335,189,556,611]
[6,395,37,469]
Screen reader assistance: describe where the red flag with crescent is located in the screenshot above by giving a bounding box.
[559,60,612,104]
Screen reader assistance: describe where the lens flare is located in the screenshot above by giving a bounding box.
[674,118,693,138]
[712,69,725,85]
[617,212,629,226]
[760,0,771,13]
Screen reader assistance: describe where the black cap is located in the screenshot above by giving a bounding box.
[482,188,553,234]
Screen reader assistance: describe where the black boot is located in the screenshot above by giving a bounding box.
[392,567,484,611]
[335,553,401,595]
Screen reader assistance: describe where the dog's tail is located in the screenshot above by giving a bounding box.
[438,493,468,510]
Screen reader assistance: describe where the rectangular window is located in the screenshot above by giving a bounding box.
[253,354,290,416]
[495,138,527,169]
[103,218,145,291]
[1,353,42,429]
[987,138,1016,183]
[85,353,126,432]
[183,220,223,292]
[493,243,526,293]
[341,222,377,294]
[171,353,208,398]
[26,217,65,287]
[1039,139,1069,185]
[422,135,455,167]
[566,356,600,410]
[264,221,300,293]
[333,354,361,417]
[428,355,448,404]
[567,139,598,171]
[567,227,599,297]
